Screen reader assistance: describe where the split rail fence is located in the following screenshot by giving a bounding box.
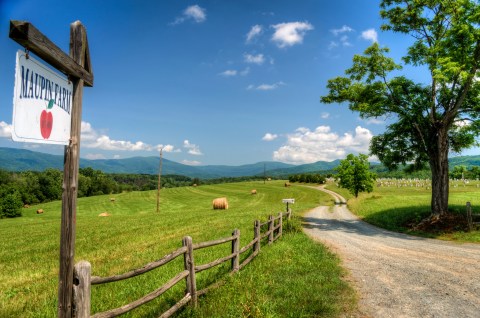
[466,202,480,231]
[73,210,292,318]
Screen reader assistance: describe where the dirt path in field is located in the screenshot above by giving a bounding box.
[303,186,480,318]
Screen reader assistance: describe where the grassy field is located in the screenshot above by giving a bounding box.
[326,180,480,242]
[0,180,355,317]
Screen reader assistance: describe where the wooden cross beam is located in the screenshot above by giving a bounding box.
[9,20,93,86]
[9,20,93,318]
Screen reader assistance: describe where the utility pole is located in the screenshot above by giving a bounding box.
[264,163,266,184]
[156,148,163,212]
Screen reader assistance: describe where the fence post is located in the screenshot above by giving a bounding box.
[232,229,240,272]
[254,220,260,255]
[466,202,473,232]
[73,261,91,318]
[278,212,283,238]
[268,215,274,245]
[182,236,197,307]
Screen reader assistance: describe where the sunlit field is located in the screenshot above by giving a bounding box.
[0,180,355,317]
[327,178,480,242]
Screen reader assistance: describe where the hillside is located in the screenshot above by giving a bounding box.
[0,147,295,178]
[1,147,478,178]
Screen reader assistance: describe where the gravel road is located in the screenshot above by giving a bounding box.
[303,186,480,318]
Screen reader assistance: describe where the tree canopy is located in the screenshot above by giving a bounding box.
[321,0,480,216]
[335,154,376,198]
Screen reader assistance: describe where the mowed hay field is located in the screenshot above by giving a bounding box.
[327,180,480,242]
[0,180,356,317]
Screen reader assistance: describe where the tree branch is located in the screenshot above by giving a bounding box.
[447,39,480,123]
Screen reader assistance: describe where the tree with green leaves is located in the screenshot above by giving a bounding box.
[0,191,22,218]
[321,0,480,217]
[335,154,376,198]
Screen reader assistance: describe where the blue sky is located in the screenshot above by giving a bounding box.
[1,0,478,166]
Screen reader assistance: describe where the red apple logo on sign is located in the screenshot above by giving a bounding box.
[40,99,54,139]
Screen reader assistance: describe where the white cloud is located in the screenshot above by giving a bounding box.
[0,121,12,138]
[329,25,355,49]
[182,160,202,166]
[240,67,250,76]
[330,25,354,36]
[246,25,263,43]
[454,119,472,128]
[172,5,206,25]
[271,22,314,48]
[340,35,352,47]
[321,112,330,119]
[80,121,179,153]
[244,53,265,65]
[247,81,285,91]
[364,117,385,125]
[262,133,278,141]
[219,69,237,77]
[272,125,373,164]
[157,144,178,152]
[84,153,106,160]
[361,28,378,43]
[328,41,339,50]
[113,154,121,159]
[87,135,153,151]
[219,67,250,77]
[185,5,206,22]
[183,139,203,155]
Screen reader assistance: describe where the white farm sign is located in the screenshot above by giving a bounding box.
[12,50,73,145]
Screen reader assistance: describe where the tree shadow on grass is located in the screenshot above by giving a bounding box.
[302,209,429,242]
[303,203,479,240]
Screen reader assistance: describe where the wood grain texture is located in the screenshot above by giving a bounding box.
[9,20,94,86]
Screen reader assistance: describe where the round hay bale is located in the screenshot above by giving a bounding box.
[24,204,30,208]
[212,197,228,210]
[36,209,44,214]
[251,189,257,195]
[98,212,111,217]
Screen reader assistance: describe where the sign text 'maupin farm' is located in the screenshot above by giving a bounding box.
[18,65,72,115]
[12,50,73,145]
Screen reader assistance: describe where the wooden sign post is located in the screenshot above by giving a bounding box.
[10,20,93,318]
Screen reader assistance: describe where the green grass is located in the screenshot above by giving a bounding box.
[0,180,356,317]
[326,181,480,242]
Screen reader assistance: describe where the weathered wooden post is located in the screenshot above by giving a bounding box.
[156,148,163,213]
[268,215,274,245]
[73,261,91,318]
[58,21,90,318]
[182,236,197,307]
[231,229,240,272]
[253,220,261,255]
[466,202,473,232]
[9,20,93,318]
[278,212,283,238]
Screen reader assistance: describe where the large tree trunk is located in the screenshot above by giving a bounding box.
[429,129,450,217]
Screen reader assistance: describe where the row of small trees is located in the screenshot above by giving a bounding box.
[288,173,326,184]
[0,168,196,218]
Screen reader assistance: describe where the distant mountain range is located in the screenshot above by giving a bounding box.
[0,147,478,178]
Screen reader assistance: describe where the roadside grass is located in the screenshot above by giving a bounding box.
[326,182,480,242]
[0,180,356,317]
[178,231,356,318]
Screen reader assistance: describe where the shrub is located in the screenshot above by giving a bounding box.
[0,192,23,218]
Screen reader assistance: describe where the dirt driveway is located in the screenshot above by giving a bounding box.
[303,186,480,318]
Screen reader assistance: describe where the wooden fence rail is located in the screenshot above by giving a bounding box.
[73,210,291,318]
[466,201,480,232]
